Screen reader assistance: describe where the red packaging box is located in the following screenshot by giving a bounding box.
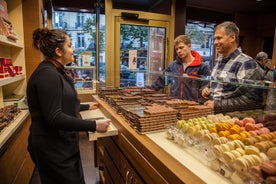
[0,66,9,78]
[6,65,16,76]
[0,57,12,66]
[0,58,16,76]
[14,66,22,74]
[0,73,9,78]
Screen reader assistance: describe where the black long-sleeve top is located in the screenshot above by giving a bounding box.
[27,60,97,183]
[27,61,96,134]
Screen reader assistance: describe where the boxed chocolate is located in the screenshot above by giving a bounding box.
[6,64,16,76]
[14,66,22,74]
[0,57,12,66]
[0,66,9,78]
[0,57,17,76]
[0,0,8,19]
[0,17,18,40]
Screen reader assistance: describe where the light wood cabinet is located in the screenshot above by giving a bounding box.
[0,116,34,184]
[97,136,144,184]
[0,1,35,183]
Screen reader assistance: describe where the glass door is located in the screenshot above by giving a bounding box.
[117,20,167,87]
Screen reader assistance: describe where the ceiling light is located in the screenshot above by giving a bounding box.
[58,7,68,11]
[79,9,89,12]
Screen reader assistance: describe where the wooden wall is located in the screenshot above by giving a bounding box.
[22,0,43,80]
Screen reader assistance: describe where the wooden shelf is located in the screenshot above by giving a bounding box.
[0,35,23,48]
[0,74,25,87]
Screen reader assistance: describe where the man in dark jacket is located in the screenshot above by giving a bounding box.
[202,21,263,113]
[150,35,211,104]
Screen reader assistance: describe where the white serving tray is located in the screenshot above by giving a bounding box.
[80,108,118,141]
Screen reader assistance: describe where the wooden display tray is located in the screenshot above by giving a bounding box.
[80,108,118,141]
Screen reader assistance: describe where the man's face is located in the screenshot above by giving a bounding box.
[175,42,190,60]
[261,58,268,66]
[214,27,235,57]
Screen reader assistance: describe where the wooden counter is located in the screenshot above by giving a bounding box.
[92,95,230,184]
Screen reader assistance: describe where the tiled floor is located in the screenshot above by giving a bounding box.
[29,132,100,184]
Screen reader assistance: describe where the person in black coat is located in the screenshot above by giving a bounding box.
[27,28,110,184]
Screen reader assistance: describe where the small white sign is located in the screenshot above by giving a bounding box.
[82,54,91,66]
[136,72,144,87]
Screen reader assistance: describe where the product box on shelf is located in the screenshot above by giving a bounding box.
[0,17,18,40]
[0,0,8,19]
[0,66,9,78]
[0,57,18,76]
[6,65,16,76]
[0,57,11,65]
[14,66,22,74]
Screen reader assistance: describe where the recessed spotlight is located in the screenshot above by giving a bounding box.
[80,9,89,12]
[58,7,68,11]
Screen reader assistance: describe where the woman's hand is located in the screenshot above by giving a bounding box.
[96,119,111,132]
[88,102,99,110]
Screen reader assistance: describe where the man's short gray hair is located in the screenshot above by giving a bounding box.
[255,51,268,61]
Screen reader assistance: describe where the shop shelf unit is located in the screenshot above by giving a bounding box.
[0,1,34,183]
[0,0,26,108]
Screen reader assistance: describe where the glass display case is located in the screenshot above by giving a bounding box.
[100,70,276,118]
[95,71,276,184]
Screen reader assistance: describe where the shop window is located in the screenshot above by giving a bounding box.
[54,12,63,29]
[185,21,215,68]
[77,33,85,48]
[120,24,166,87]
[52,10,106,84]
[77,13,85,28]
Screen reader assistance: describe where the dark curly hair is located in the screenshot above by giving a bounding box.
[32,28,68,60]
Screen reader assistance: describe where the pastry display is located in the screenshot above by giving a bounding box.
[165,111,276,183]
[267,147,276,160]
